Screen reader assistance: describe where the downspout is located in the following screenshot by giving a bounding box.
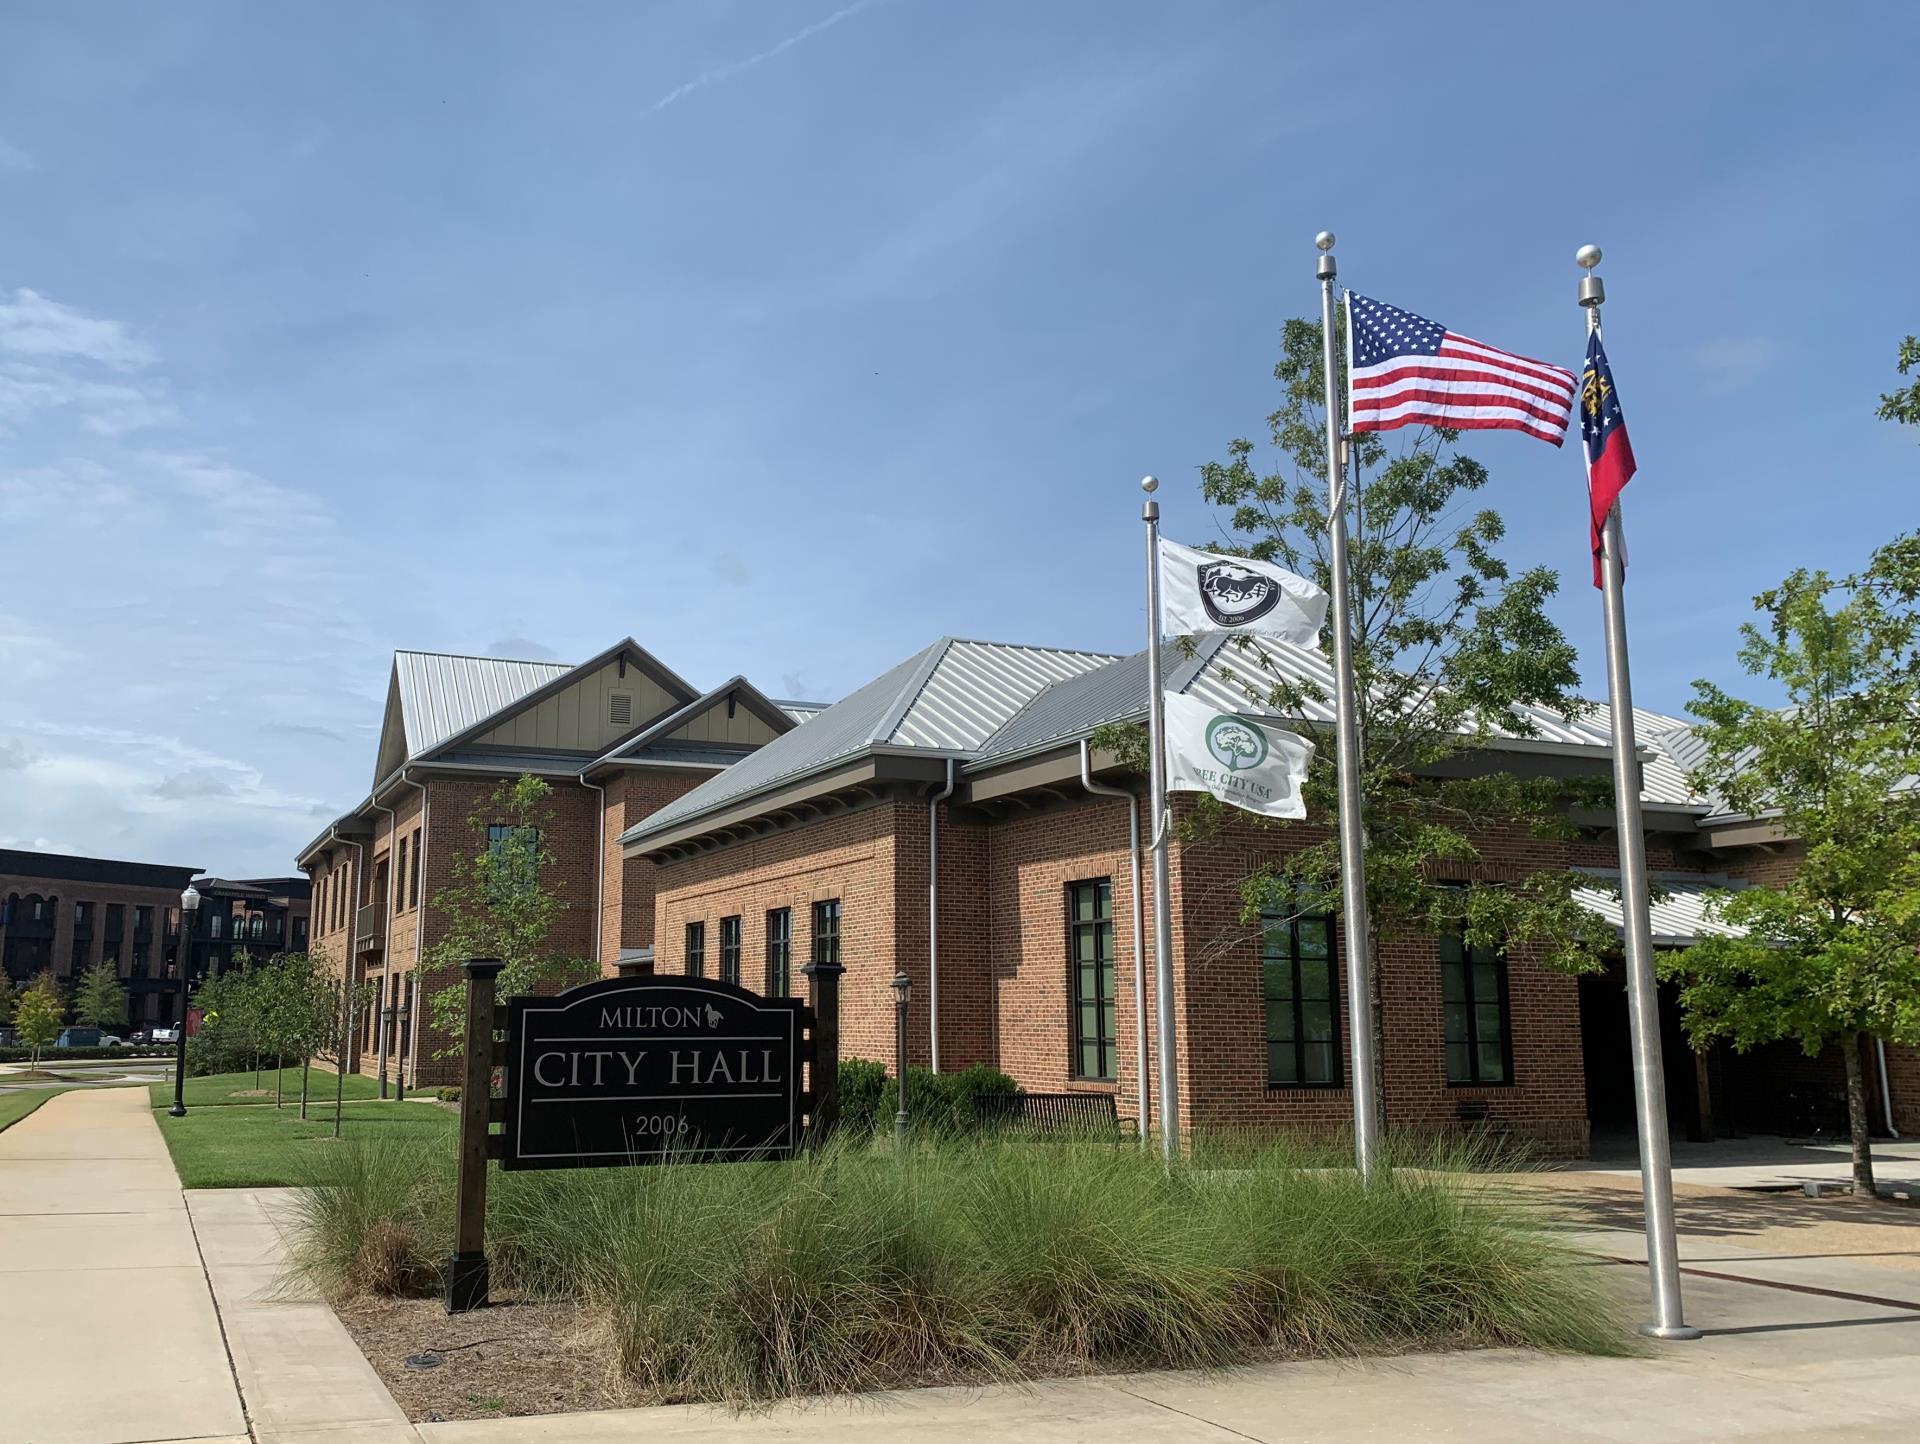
[367,792,400,1097]
[326,826,367,1079]
[928,758,956,1073]
[1082,740,1148,1144]
[580,771,607,972]
[1877,1038,1901,1140]
[407,776,431,1091]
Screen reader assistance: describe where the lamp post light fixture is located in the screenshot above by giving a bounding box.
[891,971,912,1154]
[169,884,200,1118]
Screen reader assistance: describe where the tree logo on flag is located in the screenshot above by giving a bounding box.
[1197,560,1281,627]
[1205,714,1268,772]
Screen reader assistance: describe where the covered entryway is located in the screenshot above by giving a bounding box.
[1577,960,1709,1143]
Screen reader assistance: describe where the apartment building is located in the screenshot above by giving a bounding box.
[297,639,813,1088]
[617,635,1919,1156]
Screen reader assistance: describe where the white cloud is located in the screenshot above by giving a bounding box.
[651,0,883,113]
[1695,337,1784,394]
[0,288,155,369]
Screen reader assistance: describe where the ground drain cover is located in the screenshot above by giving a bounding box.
[403,1351,444,1371]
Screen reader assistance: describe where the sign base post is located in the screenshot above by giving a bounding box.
[446,958,503,1315]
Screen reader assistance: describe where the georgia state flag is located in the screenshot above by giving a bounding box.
[1581,331,1637,588]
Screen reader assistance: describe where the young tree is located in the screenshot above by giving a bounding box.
[0,977,18,1030]
[72,961,129,1031]
[1877,335,1920,430]
[15,973,64,1070]
[1665,533,1920,1195]
[425,774,596,1057]
[1107,316,1610,1117]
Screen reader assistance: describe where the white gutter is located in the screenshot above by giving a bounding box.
[580,773,607,970]
[1081,740,1148,1143]
[1878,1038,1901,1139]
[407,778,431,1091]
[367,792,399,1094]
[928,758,956,1073]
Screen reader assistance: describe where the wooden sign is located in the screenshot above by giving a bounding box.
[498,975,806,1170]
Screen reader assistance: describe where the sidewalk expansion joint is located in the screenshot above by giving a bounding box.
[182,1191,259,1440]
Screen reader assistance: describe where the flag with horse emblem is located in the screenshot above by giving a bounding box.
[1158,539,1327,644]
[1162,691,1314,820]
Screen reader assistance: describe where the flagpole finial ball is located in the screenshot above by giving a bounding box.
[1314,231,1335,252]
[1575,244,1602,270]
[1140,475,1159,494]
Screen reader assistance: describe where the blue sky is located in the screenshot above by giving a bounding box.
[1,2,1914,874]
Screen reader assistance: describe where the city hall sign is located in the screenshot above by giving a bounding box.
[500,975,806,1170]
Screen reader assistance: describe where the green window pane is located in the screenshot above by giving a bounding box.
[1269,1041,1296,1085]
[1478,1044,1507,1084]
[1076,930,1095,963]
[1438,933,1464,964]
[1302,1042,1334,1085]
[1301,1000,1333,1042]
[1445,1042,1472,1085]
[1476,1002,1505,1046]
[1299,959,1333,1003]
[1441,961,1467,1003]
[1263,959,1295,1001]
[1296,918,1329,957]
[1472,961,1499,1003]
[1444,1002,1469,1045]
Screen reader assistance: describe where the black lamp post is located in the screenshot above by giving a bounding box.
[168,884,199,1118]
[891,970,911,1154]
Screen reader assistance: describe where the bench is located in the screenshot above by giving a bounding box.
[972,1091,1121,1135]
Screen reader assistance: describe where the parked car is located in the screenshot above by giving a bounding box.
[149,1026,180,1045]
[126,1029,150,1045]
[56,1027,118,1048]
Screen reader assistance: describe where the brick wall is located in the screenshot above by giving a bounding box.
[597,769,715,973]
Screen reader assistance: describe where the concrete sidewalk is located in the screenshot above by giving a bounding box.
[0,1086,247,1444]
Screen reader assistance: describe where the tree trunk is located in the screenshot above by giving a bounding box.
[1842,1033,1877,1198]
[274,1053,283,1108]
[334,999,349,1139]
[299,1057,309,1120]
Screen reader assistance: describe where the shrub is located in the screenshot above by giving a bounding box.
[837,1058,1017,1136]
[291,1132,1626,1404]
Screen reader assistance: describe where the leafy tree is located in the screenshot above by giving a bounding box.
[1664,533,1920,1194]
[14,975,63,1069]
[1102,316,1609,1117]
[425,775,596,1058]
[0,978,18,1029]
[1877,335,1920,430]
[72,961,128,1030]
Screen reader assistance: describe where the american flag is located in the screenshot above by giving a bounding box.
[1346,292,1576,446]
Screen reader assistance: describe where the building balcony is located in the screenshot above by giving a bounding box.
[355,903,386,952]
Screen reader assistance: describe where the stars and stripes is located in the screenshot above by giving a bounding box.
[1346,292,1577,446]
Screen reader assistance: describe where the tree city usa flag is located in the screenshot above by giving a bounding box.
[1162,691,1314,820]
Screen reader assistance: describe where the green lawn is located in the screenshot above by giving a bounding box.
[153,1098,458,1188]
[0,1087,73,1134]
[147,1066,386,1111]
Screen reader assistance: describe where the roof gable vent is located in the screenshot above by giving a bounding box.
[609,691,633,727]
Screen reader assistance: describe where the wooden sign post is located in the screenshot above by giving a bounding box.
[445,958,502,1315]
[446,961,838,1314]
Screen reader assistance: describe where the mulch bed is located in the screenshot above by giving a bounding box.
[334,1294,622,1422]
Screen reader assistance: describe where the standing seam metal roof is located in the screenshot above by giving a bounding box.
[1572,870,1747,947]
[620,639,1117,843]
[394,651,573,758]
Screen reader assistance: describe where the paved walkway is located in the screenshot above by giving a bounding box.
[0,1087,246,1444]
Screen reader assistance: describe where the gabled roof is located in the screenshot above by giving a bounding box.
[775,700,829,724]
[971,635,1617,769]
[1573,869,1748,948]
[392,651,573,759]
[620,638,1117,846]
[590,675,796,770]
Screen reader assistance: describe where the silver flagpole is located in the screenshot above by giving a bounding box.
[1577,243,1698,1340]
[1141,476,1182,1160]
[1316,232,1382,1181]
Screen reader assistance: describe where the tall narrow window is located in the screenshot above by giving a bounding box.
[1262,911,1339,1086]
[1068,879,1116,1081]
[685,921,706,977]
[718,915,741,987]
[1440,933,1511,1085]
[394,837,408,914]
[766,908,792,996]
[486,824,540,903]
[811,899,840,971]
[408,827,422,909]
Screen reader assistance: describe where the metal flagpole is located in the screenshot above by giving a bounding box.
[1315,232,1382,1181]
[1141,476,1182,1160]
[1577,244,1698,1340]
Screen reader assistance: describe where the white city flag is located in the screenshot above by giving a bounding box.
[1163,691,1314,820]
[1159,538,1327,644]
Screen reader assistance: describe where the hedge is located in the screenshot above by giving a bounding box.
[837,1057,1017,1136]
[0,1045,173,1062]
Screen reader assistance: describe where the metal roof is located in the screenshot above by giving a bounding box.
[1572,870,1747,947]
[972,634,1618,767]
[775,700,829,724]
[394,651,572,758]
[1577,702,1704,808]
[620,638,1116,845]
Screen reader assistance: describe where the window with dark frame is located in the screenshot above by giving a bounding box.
[408,827,421,909]
[718,915,741,986]
[766,907,792,995]
[486,823,540,904]
[393,836,408,914]
[811,899,840,971]
[1067,879,1116,1081]
[1261,911,1339,1087]
[1440,932,1511,1085]
[685,920,706,977]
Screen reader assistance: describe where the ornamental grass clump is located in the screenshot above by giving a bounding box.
[292,1131,1626,1405]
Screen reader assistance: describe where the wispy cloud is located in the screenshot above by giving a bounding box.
[0,288,154,369]
[650,0,883,113]
[1695,337,1783,394]
[0,139,32,172]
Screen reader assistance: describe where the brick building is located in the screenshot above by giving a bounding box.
[1,851,311,1030]
[620,635,1919,1157]
[296,640,814,1088]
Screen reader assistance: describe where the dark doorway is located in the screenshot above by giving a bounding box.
[1578,958,1705,1144]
